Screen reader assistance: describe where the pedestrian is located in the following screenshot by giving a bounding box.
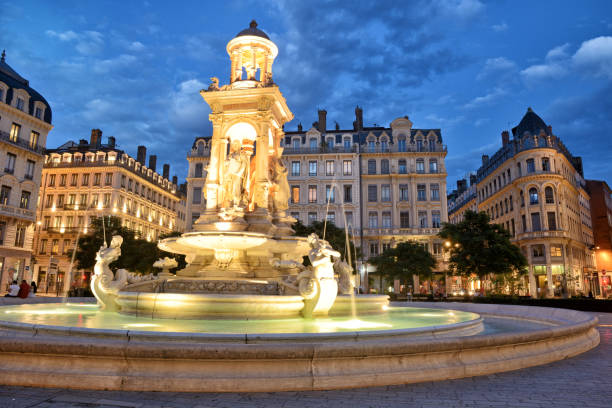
[17,280,30,299]
[29,281,37,297]
[4,280,19,297]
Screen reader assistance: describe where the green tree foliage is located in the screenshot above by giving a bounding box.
[75,216,184,273]
[438,210,527,288]
[293,220,360,263]
[368,241,437,289]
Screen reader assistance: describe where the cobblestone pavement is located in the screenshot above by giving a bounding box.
[0,312,610,408]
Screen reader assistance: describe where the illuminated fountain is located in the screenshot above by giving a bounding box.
[0,21,599,393]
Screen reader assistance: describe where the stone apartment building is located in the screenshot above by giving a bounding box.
[449,108,596,297]
[32,130,186,294]
[186,107,449,290]
[586,180,612,297]
[0,51,52,290]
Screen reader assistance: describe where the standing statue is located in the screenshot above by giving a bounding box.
[269,153,289,213]
[334,259,355,295]
[221,139,250,210]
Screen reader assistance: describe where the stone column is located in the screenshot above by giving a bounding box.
[545,243,554,297]
[527,246,537,298]
[204,115,223,211]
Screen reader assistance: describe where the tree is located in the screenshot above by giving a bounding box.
[75,216,184,274]
[293,220,360,264]
[438,210,527,294]
[368,241,437,293]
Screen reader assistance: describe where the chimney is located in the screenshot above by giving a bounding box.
[148,155,157,172]
[172,175,178,185]
[90,129,102,147]
[137,145,146,166]
[353,105,363,130]
[457,179,467,194]
[501,130,509,147]
[470,174,477,186]
[79,139,88,145]
[482,154,489,165]
[297,122,303,132]
[163,164,170,179]
[108,136,116,148]
[317,109,327,133]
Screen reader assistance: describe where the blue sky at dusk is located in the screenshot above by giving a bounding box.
[1,0,611,186]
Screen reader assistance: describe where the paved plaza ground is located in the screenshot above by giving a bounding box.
[0,312,610,408]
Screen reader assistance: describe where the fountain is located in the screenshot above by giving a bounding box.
[0,21,600,393]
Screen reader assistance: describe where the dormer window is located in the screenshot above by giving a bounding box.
[343,137,351,150]
[429,138,435,151]
[416,138,423,152]
[368,140,375,152]
[381,139,388,152]
[35,107,42,119]
[0,88,4,103]
[292,138,300,149]
[16,97,24,111]
[309,138,317,149]
[398,136,406,152]
[326,138,334,150]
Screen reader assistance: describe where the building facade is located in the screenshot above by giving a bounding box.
[185,107,449,292]
[0,51,52,291]
[586,180,612,297]
[450,108,596,297]
[32,130,185,294]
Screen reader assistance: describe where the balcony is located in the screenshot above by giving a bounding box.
[0,203,35,222]
[515,229,571,241]
[0,130,45,155]
[283,146,358,155]
[363,227,440,237]
[43,227,82,234]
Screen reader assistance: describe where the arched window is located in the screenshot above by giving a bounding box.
[368,139,376,152]
[416,138,423,152]
[381,138,389,152]
[381,159,389,174]
[196,141,205,155]
[520,190,525,207]
[545,186,554,204]
[398,159,407,174]
[529,187,539,205]
[429,138,435,152]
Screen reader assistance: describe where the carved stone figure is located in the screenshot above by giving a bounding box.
[208,77,220,91]
[269,153,289,213]
[334,259,355,295]
[221,140,250,210]
[300,234,340,318]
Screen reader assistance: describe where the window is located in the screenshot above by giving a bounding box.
[35,107,42,119]
[19,191,30,209]
[517,163,522,177]
[429,159,438,173]
[367,159,376,175]
[399,184,409,201]
[29,131,39,149]
[325,160,335,176]
[193,163,203,179]
[325,185,335,203]
[550,245,562,257]
[381,159,389,174]
[63,239,72,255]
[5,153,16,174]
[59,174,66,186]
[309,161,317,176]
[291,212,300,222]
[14,226,25,247]
[432,211,441,228]
[79,194,87,206]
[70,173,78,186]
[327,138,334,150]
[291,161,300,176]
[398,137,406,152]
[103,193,111,207]
[526,159,535,173]
[308,212,317,225]
[542,157,550,172]
[417,184,426,201]
[191,212,200,225]
[23,160,35,180]
[547,212,557,230]
[291,186,300,203]
[344,138,351,150]
[429,138,435,151]
[509,195,514,211]
[400,211,410,228]
[418,211,428,228]
[326,212,335,224]
[368,212,378,228]
[56,194,64,207]
[529,187,539,205]
[381,140,388,152]
[93,173,101,186]
[40,239,47,254]
[45,194,53,208]
[345,211,353,227]
[416,139,423,151]
[0,88,3,102]
[368,140,375,152]
[398,159,407,174]
[82,174,89,186]
[368,185,377,202]
[520,190,525,207]
[0,185,11,205]
[343,185,352,203]
[381,185,390,202]
[9,123,20,142]
[531,212,541,231]
[308,185,317,203]
[522,214,527,232]
[545,186,554,204]
[511,219,515,236]
[532,244,544,258]
[292,139,300,149]
[51,239,59,254]
[369,242,379,256]
[68,194,76,205]
[309,138,317,149]
[430,184,440,201]
[16,97,24,111]
[105,173,113,185]
[382,242,392,253]
[382,211,391,228]
[416,159,425,173]
[343,160,352,175]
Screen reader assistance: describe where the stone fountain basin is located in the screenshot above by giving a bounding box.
[0,299,599,392]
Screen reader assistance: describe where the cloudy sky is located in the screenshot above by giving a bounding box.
[1,0,611,187]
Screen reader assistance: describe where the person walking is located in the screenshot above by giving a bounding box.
[17,280,30,299]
